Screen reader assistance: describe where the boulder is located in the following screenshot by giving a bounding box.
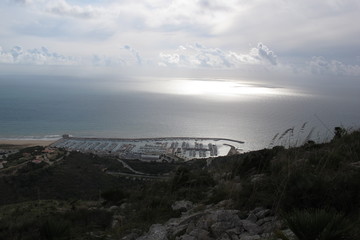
[121,232,140,240]
[255,209,271,219]
[246,213,257,223]
[261,222,275,233]
[177,235,196,240]
[207,210,243,238]
[188,228,212,239]
[108,205,119,212]
[239,234,261,240]
[211,222,236,237]
[137,224,168,240]
[240,220,262,235]
[169,224,187,238]
[218,232,232,240]
[226,227,243,236]
[172,200,194,212]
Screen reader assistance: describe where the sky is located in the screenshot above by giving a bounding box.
[1,0,360,82]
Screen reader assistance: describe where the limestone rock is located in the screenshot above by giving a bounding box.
[122,232,141,240]
[169,224,187,238]
[240,220,262,235]
[239,234,261,240]
[188,228,212,239]
[218,232,231,240]
[137,224,168,240]
[255,209,271,219]
[246,213,257,223]
[172,200,194,212]
[108,205,119,212]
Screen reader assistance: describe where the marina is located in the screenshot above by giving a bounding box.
[51,135,244,162]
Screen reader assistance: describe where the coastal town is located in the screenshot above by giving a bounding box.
[0,135,244,176]
[51,135,244,162]
[0,145,65,172]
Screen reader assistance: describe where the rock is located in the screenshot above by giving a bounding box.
[246,213,257,223]
[213,210,241,223]
[215,199,234,208]
[261,222,275,233]
[255,209,271,219]
[134,204,278,240]
[112,214,124,228]
[172,200,194,212]
[255,219,265,226]
[240,220,262,235]
[226,227,243,235]
[121,232,140,240]
[177,234,196,240]
[178,212,206,226]
[239,234,261,240]
[188,228,212,239]
[228,233,241,240]
[279,228,295,239]
[112,219,119,229]
[218,232,232,240]
[137,224,168,240]
[207,210,243,238]
[186,220,196,234]
[169,224,187,238]
[211,222,235,237]
[256,216,272,225]
[262,216,275,222]
[108,205,119,212]
[250,174,266,183]
[120,202,129,210]
[252,207,264,213]
[195,216,210,230]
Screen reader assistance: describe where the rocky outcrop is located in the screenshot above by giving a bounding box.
[172,200,194,212]
[123,201,287,240]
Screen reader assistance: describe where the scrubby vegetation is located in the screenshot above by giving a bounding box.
[0,127,359,239]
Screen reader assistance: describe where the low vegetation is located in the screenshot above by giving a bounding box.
[0,127,359,239]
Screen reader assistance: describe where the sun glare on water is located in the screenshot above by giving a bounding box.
[167,79,288,99]
[121,77,299,100]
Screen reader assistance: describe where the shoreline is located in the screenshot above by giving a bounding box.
[0,140,56,147]
[63,136,245,144]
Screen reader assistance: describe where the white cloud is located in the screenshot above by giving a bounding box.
[46,0,101,19]
[254,43,277,65]
[308,56,360,76]
[123,45,142,65]
[1,0,360,78]
[158,43,277,68]
[0,46,14,63]
[0,45,78,65]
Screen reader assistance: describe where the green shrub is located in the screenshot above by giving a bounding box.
[101,189,128,204]
[65,208,112,230]
[40,217,71,240]
[171,167,214,190]
[278,165,360,214]
[284,208,355,240]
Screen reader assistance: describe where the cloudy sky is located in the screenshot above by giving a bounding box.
[1,0,360,79]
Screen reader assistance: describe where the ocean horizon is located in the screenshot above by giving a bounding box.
[1,75,360,152]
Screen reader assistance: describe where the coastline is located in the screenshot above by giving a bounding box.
[0,139,56,147]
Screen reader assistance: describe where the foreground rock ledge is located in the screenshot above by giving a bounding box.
[123,200,293,240]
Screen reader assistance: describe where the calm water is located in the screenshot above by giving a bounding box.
[1,75,359,151]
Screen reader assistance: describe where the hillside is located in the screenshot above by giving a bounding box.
[0,128,359,239]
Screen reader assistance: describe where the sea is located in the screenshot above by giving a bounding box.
[1,74,360,152]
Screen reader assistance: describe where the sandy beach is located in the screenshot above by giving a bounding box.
[0,139,56,148]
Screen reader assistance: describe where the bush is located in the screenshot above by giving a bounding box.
[284,208,355,240]
[278,165,360,214]
[101,189,128,204]
[40,217,71,240]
